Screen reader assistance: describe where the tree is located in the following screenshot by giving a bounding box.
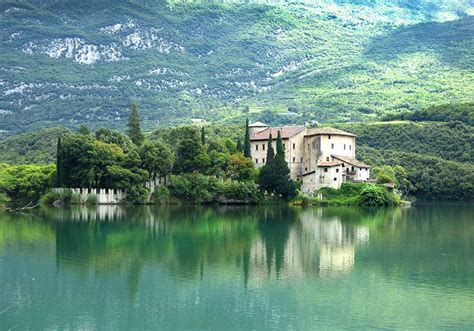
[201,127,206,145]
[139,141,174,180]
[272,131,296,198]
[127,101,144,146]
[78,125,91,135]
[258,131,296,199]
[258,133,275,193]
[96,128,136,153]
[276,130,284,158]
[266,132,275,160]
[174,138,210,174]
[236,139,242,153]
[243,118,251,158]
[56,136,63,187]
[226,153,256,181]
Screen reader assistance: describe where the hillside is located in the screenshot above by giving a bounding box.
[0,127,69,164]
[0,0,473,136]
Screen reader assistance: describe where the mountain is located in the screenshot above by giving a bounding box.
[0,0,473,136]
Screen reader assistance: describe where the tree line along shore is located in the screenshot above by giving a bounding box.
[1,102,473,209]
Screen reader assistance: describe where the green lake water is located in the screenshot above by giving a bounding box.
[0,204,473,329]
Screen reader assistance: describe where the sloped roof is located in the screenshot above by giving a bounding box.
[250,126,305,141]
[318,161,344,167]
[248,121,268,128]
[332,155,371,168]
[305,127,356,137]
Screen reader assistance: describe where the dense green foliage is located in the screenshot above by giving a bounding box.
[384,103,474,125]
[258,131,297,199]
[339,121,474,163]
[167,174,261,204]
[319,183,400,206]
[0,128,69,164]
[0,1,472,135]
[244,119,251,158]
[59,133,148,189]
[357,145,474,200]
[0,163,56,202]
[139,141,174,180]
[127,102,145,146]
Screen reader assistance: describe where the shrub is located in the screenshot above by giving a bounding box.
[291,192,312,206]
[39,190,61,205]
[152,186,170,204]
[126,186,150,204]
[85,194,99,205]
[358,184,387,206]
[168,174,260,204]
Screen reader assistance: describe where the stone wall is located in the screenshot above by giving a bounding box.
[53,177,166,205]
[53,188,126,204]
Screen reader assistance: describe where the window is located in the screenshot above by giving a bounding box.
[324,168,328,173]
[256,145,258,151]
[255,159,258,164]
[349,145,352,150]
[301,157,303,162]
[263,158,265,164]
[334,177,337,181]
[336,168,339,173]
[308,143,310,149]
[292,157,296,162]
[283,144,286,149]
[326,157,330,161]
[331,143,334,149]
[328,135,331,139]
[293,143,296,149]
[305,167,308,171]
[344,144,346,150]
[262,144,265,150]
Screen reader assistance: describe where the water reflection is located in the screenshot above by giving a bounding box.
[0,206,396,288]
[2,204,474,329]
[1,204,473,293]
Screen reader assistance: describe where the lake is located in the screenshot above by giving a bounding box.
[1,204,473,329]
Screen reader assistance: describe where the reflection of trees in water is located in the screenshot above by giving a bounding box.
[256,208,295,277]
[3,204,474,302]
[1,206,409,297]
[52,206,260,299]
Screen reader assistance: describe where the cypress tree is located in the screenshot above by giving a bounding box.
[266,132,275,160]
[243,118,251,158]
[273,130,296,198]
[276,130,285,159]
[56,136,62,187]
[236,139,242,153]
[258,133,275,193]
[201,126,206,145]
[127,101,144,146]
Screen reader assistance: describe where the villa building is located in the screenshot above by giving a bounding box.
[249,122,371,193]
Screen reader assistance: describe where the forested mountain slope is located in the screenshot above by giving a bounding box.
[0,0,472,136]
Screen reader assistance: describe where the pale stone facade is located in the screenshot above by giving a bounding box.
[249,123,371,193]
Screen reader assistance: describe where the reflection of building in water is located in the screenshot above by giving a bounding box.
[49,205,128,222]
[247,208,370,285]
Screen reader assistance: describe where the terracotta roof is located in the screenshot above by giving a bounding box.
[332,155,371,168]
[318,161,343,167]
[250,126,305,141]
[248,121,268,128]
[305,127,356,137]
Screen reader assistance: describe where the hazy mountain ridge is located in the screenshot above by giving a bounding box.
[0,0,472,136]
